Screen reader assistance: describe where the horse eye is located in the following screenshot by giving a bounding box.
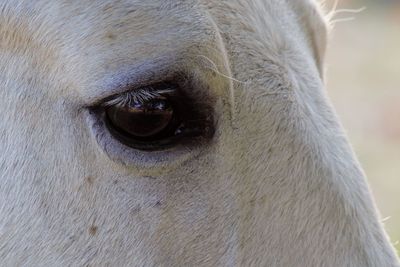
[106,96,174,139]
[102,84,214,151]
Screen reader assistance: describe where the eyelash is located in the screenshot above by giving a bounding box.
[103,85,177,108]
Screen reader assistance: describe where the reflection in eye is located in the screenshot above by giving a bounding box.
[106,94,174,138]
[100,83,214,151]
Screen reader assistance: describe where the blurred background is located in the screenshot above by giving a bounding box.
[324,0,400,254]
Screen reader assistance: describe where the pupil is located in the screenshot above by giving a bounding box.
[106,97,174,138]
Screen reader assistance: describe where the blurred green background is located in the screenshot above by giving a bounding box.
[324,0,400,254]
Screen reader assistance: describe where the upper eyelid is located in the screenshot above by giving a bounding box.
[82,55,183,106]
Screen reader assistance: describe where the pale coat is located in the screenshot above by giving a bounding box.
[0,0,399,266]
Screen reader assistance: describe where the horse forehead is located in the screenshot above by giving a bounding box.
[0,0,292,38]
[0,1,228,95]
[1,0,209,28]
[0,0,310,95]
[0,0,215,50]
[0,1,303,62]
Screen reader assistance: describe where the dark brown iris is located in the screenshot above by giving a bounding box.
[106,96,174,139]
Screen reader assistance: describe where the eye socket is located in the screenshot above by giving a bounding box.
[101,82,214,151]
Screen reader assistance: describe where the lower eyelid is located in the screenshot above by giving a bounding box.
[84,108,205,167]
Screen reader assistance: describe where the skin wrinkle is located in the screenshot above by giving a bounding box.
[0,0,399,266]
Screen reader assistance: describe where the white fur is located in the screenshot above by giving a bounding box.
[0,0,399,266]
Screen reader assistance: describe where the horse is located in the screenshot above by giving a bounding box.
[0,0,399,266]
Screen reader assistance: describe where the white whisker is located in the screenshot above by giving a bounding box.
[330,17,356,24]
[196,54,244,84]
[334,7,366,14]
